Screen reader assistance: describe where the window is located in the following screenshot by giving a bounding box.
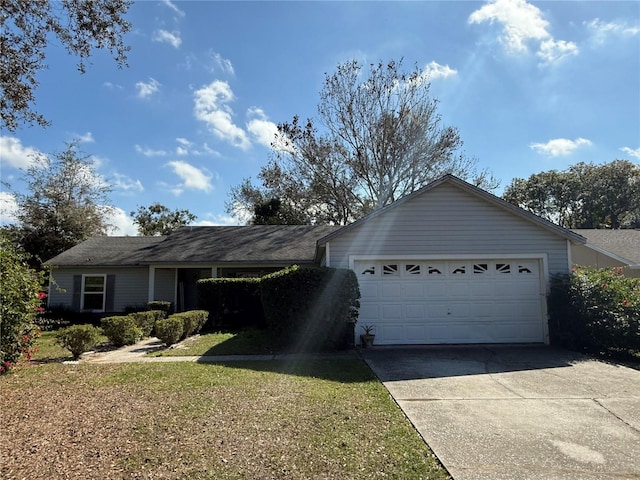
[361,265,376,275]
[405,264,421,275]
[473,263,488,274]
[427,265,442,275]
[496,263,511,274]
[518,265,533,274]
[82,275,106,311]
[382,264,399,275]
[451,265,466,274]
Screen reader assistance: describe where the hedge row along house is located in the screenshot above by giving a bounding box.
[46,174,639,345]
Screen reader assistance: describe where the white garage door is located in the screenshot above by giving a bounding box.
[355,259,545,344]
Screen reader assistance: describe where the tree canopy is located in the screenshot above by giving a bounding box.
[503,160,640,229]
[5,143,114,265]
[131,203,197,236]
[228,59,497,225]
[1,0,132,131]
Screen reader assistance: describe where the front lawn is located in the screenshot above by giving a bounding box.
[2,360,450,479]
[154,328,289,356]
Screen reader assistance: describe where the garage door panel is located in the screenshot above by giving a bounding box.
[356,258,545,345]
[382,304,402,319]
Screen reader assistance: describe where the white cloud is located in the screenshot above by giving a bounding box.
[176,137,193,147]
[194,80,251,149]
[211,52,235,76]
[421,61,458,80]
[468,0,578,65]
[620,147,640,160]
[0,191,18,224]
[136,78,161,99]
[585,18,640,44]
[153,29,182,48]
[135,144,167,157]
[530,137,592,157]
[103,81,123,90]
[537,39,579,65]
[246,107,279,148]
[105,207,138,236]
[176,146,189,156]
[0,136,44,169]
[162,0,185,17]
[112,173,144,193]
[166,160,214,194]
[194,214,241,227]
[76,131,95,143]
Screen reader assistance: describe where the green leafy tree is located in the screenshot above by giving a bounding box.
[1,0,132,131]
[7,142,114,265]
[503,160,640,229]
[252,198,309,225]
[0,235,45,373]
[228,59,497,225]
[131,203,197,236]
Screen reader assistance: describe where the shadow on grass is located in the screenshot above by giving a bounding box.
[199,328,287,356]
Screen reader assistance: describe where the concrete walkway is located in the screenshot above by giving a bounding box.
[79,337,356,364]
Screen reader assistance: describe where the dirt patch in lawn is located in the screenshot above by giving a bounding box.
[1,360,450,480]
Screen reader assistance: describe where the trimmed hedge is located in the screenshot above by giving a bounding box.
[55,324,103,359]
[129,310,166,336]
[548,267,640,351]
[147,301,173,314]
[197,277,264,328]
[101,316,142,348]
[260,266,360,351]
[171,310,209,339]
[155,316,184,346]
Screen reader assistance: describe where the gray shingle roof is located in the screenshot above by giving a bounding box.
[45,225,341,267]
[45,236,166,266]
[572,229,640,265]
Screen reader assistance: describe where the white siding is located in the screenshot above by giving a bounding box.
[49,267,149,311]
[327,183,570,276]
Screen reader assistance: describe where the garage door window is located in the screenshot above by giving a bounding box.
[473,263,489,274]
[383,264,399,275]
[496,263,511,274]
[405,264,421,275]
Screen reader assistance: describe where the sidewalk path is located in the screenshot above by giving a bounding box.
[80,337,357,364]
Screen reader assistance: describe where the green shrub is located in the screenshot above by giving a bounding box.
[147,301,173,314]
[155,316,184,346]
[0,237,45,373]
[260,266,360,351]
[171,310,209,339]
[197,277,264,328]
[100,315,142,348]
[55,324,102,359]
[129,310,166,336]
[549,267,640,351]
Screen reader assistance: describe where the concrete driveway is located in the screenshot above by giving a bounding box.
[361,346,640,480]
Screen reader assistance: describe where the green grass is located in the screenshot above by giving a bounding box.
[2,360,451,479]
[31,329,108,362]
[153,328,288,356]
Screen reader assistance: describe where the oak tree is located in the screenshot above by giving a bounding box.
[1,0,132,131]
[131,203,197,236]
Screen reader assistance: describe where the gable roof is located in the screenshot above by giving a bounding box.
[46,225,340,267]
[318,174,587,246]
[143,225,339,264]
[572,229,640,266]
[45,236,166,266]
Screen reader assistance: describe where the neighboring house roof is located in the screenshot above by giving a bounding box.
[572,229,640,266]
[317,174,587,246]
[46,225,340,267]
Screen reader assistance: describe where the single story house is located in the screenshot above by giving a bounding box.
[571,229,640,278]
[47,174,592,345]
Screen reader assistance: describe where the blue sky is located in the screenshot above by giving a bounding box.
[1,0,639,235]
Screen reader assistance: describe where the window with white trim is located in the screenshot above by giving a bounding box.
[82,275,106,311]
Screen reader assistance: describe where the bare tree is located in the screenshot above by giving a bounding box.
[229,59,497,225]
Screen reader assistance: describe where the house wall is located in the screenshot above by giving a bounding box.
[572,245,639,278]
[326,183,571,276]
[49,267,149,312]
